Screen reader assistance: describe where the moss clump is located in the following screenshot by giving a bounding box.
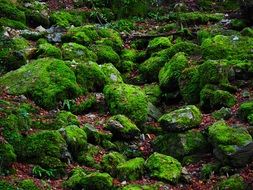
[147,37,172,54]
[200,85,236,111]
[101,63,124,84]
[0,18,27,29]
[153,130,208,159]
[18,179,40,190]
[91,45,120,65]
[50,10,84,28]
[69,94,97,114]
[117,157,145,181]
[0,142,16,173]
[143,83,162,106]
[159,52,189,91]
[63,167,87,190]
[212,107,232,120]
[121,184,160,190]
[106,115,140,139]
[239,100,253,120]
[200,163,220,179]
[159,105,202,132]
[139,56,167,83]
[104,83,148,124]
[23,130,67,158]
[241,27,253,37]
[215,175,246,190]
[121,49,137,62]
[0,58,82,109]
[145,152,182,183]
[179,66,200,104]
[208,120,252,166]
[62,43,97,62]
[0,180,15,190]
[101,151,126,176]
[74,61,105,93]
[63,125,87,158]
[53,111,80,129]
[36,43,62,59]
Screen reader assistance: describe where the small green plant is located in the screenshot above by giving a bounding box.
[32,166,55,178]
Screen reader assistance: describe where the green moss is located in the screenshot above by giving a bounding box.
[79,172,113,190]
[54,111,80,129]
[69,94,97,114]
[0,142,16,172]
[200,85,236,110]
[121,184,160,190]
[18,179,40,190]
[241,27,253,37]
[117,157,145,181]
[212,107,232,120]
[179,66,200,104]
[200,163,220,179]
[101,151,126,176]
[143,83,162,106]
[239,100,253,120]
[103,83,148,124]
[147,37,172,54]
[62,43,97,62]
[0,180,15,190]
[145,152,182,183]
[159,105,202,132]
[24,8,50,28]
[0,58,82,109]
[22,130,67,161]
[121,49,137,62]
[64,125,87,158]
[63,167,87,190]
[101,63,124,84]
[50,10,84,28]
[153,130,208,159]
[91,45,120,65]
[106,115,140,139]
[216,175,246,190]
[139,56,167,82]
[159,52,189,91]
[36,43,62,59]
[0,18,27,29]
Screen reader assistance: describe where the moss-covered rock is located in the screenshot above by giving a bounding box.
[101,63,123,84]
[53,111,80,129]
[117,157,145,181]
[74,61,105,93]
[121,184,160,190]
[212,107,232,120]
[241,27,253,37]
[63,167,87,190]
[121,49,137,62]
[207,120,253,166]
[0,180,16,190]
[62,43,97,62]
[143,83,162,106]
[104,83,148,124]
[0,58,82,109]
[159,105,202,132]
[106,115,140,139]
[179,66,200,104]
[159,52,189,91]
[239,100,253,120]
[200,85,236,111]
[145,152,182,183]
[139,56,167,83]
[91,45,120,65]
[36,43,62,59]
[101,151,126,176]
[215,175,246,190]
[153,130,209,159]
[0,142,16,172]
[18,179,40,190]
[147,37,172,54]
[63,125,87,158]
[200,163,220,179]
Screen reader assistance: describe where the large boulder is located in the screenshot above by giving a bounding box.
[0,58,82,109]
[159,105,202,132]
[103,83,148,124]
[145,152,182,183]
[207,120,253,167]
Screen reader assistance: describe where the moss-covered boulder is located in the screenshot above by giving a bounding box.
[0,58,82,109]
[106,115,140,139]
[143,83,162,106]
[101,151,126,176]
[159,105,202,132]
[212,107,232,120]
[91,45,120,65]
[74,61,105,93]
[215,175,246,190]
[147,37,172,54]
[200,85,236,111]
[116,157,145,181]
[145,152,182,183]
[62,125,87,158]
[101,63,124,84]
[62,43,97,62]
[18,179,40,190]
[207,120,253,166]
[63,167,87,190]
[239,100,253,121]
[36,43,62,59]
[0,142,16,172]
[53,111,80,129]
[104,83,148,124]
[0,180,16,190]
[153,130,209,159]
[201,35,253,60]
[121,184,160,190]
[121,49,137,62]
[179,66,200,104]
[159,52,189,91]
